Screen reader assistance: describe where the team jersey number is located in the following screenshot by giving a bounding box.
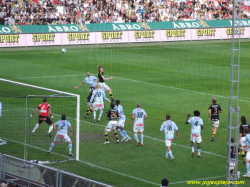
[94,92,102,97]
[213,107,218,114]
[111,112,117,119]
[168,124,172,131]
[136,112,144,118]
[194,121,198,126]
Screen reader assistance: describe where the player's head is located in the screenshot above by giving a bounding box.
[244,127,250,134]
[61,114,66,120]
[96,83,100,89]
[231,137,235,143]
[87,72,91,77]
[116,100,120,105]
[161,178,169,187]
[212,97,216,103]
[166,114,171,120]
[137,103,141,107]
[97,65,103,72]
[194,110,200,116]
[110,102,115,109]
[241,116,247,124]
[43,98,47,102]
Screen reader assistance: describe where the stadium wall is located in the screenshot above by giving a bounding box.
[0,19,249,47]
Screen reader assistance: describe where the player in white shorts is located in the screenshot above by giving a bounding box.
[114,100,131,141]
[160,114,179,161]
[97,65,115,102]
[47,114,74,157]
[186,110,203,157]
[132,103,147,146]
[89,84,110,123]
[243,127,250,177]
[104,103,119,144]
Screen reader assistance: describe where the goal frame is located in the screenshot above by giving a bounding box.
[0,78,80,161]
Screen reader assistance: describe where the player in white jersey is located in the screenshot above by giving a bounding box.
[90,84,110,123]
[160,114,179,161]
[47,114,74,157]
[74,72,98,118]
[185,110,203,157]
[132,103,147,146]
[114,100,131,142]
[243,127,250,177]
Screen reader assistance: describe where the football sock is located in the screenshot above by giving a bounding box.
[105,132,109,141]
[134,134,139,142]
[114,130,118,140]
[32,124,39,132]
[169,151,173,158]
[99,110,103,119]
[68,143,72,154]
[123,130,130,139]
[109,93,113,99]
[242,151,246,161]
[140,134,144,144]
[246,163,250,173]
[212,133,216,138]
[49,142,55,151]
[93,110,96,119]
[166,150,169,155]
[48,126,53,134]
[117,129,124,137]
[198,149,201,155]
[191,147,194,153]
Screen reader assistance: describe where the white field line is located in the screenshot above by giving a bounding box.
[15,74,250,102]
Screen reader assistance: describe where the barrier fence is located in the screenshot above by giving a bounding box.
[0,154,113,187]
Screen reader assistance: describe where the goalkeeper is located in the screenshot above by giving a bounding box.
[30,98,54,137]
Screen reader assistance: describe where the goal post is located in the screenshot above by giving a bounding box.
[0,78,80,161]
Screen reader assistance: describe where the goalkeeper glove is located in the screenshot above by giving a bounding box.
[30,113,34,117]
[50,114,54,118]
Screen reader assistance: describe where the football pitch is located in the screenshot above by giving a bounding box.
[0,40,250,187]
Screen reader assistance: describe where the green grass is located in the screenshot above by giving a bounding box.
[0,40,250,187]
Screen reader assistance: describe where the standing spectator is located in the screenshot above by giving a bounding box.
[30,98,54,137]
[238,116,250,164]
[243,127,250,177]
[160,114,179,161]
[132,103,147,146]
[104,103,120,144]
[47,114,74,157]
[56,2,64,15]
[8,14,15,25]
[185,110,203,157]
[208,97,222,142]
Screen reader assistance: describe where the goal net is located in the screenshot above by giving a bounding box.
[0,78,80,161]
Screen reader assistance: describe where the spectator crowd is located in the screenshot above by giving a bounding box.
[0,0,250,25]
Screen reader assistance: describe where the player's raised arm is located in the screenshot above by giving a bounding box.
[74,82,84,89]
[30,108,38,117]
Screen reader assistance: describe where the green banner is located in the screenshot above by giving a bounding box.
[1,19,250,34]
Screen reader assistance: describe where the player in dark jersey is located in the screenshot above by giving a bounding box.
[230,137,240,179]
[238,116,250,164]
[97,65,115,102]
[30,98,54,137]
[103,103,119,144]
[208,97,222,142]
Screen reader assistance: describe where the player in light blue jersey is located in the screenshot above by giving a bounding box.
[243,127,250,177]
[132,103,147,146]
[160,114,179,161]
[74,72,98,118]
[114,100,131,142]
[90,84,110,123]
[185,110,203,157]
[47,114,74,157]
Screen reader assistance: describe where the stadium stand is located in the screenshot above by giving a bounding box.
[0,0,249,25]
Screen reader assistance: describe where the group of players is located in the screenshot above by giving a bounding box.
[29,65,250,178]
